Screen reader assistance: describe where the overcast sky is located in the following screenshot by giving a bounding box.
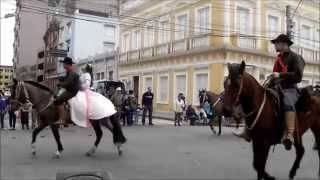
[1,0,16,66]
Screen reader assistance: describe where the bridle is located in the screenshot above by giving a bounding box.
[226,74,267,130]
[11,81,33,112]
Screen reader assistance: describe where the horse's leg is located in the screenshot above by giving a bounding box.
[252,140,274,180]
[50,124,64,158]
[289,140,305,179]
[218,115,222,136]
[31,123,47,156]
[110,114,127,156]
[86,120,102,156]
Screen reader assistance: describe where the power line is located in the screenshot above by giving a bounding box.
[20,3,320,44]
[291,0,303,19]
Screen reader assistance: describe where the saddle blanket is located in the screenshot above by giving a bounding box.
[68,90,117,128]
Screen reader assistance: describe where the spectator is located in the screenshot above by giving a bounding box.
[0,92,7,129]
[186,105,198,126]
[142,87,154,126]
[7,97,16,130]
[174,93,185,126]
[20,109,29,130]
[124,90,138,126]
[111,87,126,126]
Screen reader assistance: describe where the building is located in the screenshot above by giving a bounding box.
[13,0,48,77]
[78,51,118,83]
[118,0,320,112]
[42,0,120,90]
[0,65,13,93]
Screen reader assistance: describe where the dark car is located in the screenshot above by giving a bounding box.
[94,80,126,98]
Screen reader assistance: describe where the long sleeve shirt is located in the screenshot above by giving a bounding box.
[58,71,80,94]
[142,92,154,106]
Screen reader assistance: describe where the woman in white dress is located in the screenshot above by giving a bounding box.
[69,64,126,156]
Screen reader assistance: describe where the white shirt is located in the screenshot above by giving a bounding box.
[174,99,185,113]
[80,73,91,90]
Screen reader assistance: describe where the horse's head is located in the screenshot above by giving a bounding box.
[222,61,246,117]
[10,80,32,112]
[199,89,207,106]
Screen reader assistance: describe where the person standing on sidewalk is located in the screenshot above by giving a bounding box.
[0,92,8,129]
[174,93,185,126]
[20,109,29,130]
[7,97,16,130]
[142,87,154,126]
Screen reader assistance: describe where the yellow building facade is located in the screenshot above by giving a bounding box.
[119,0,320,112]
[0,65,14,94]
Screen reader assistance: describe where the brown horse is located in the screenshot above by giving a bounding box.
[199,89,243,135]
[10,80,126,158]
[222,61,320,180]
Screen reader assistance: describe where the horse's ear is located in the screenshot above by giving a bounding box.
[239,61,246,75]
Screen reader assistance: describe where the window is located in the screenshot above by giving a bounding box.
[103,42,115,52]
[0,69,2,72]
[268,15,279,38]
[105,25,115,42]
[144,77,152,92]
[96,73,100,80]
[301,25,311,46]
[175,74,186,99]
[109,71,113,80]
[176,14,188,40]
[197,6,210,34]
[132,30,141,50]
[159,19,170,44]
[158,76,168,102]
[5,76,8,79]
[100,72,105,80]
[144,23,155,48]
[316,29,320,48]
[193,73,208,104]
[237,7,250,35]
[0,76,3,79]
[122,33,130,52]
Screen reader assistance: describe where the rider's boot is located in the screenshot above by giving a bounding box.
[282,112,296,151]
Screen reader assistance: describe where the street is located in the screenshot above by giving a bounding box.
[1,119,319,180]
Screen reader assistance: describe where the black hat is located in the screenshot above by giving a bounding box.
[59,57,75,65]
[271,34,293,46]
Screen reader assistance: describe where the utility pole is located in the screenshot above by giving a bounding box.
[286,5,294,39]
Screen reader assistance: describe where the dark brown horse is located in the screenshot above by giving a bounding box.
[222,62,320,180]
[10,80,126,158]
[199,89,243,135]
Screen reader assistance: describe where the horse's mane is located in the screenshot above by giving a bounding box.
[24,81,54,94]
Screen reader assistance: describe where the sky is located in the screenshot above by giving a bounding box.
[0,0,16,66]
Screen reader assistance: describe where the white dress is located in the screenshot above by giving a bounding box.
[68,73,116,127]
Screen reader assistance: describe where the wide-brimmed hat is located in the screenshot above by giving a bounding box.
[271,34,293,46]
[59,57,75,65]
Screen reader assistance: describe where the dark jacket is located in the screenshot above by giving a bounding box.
[58,71,80,94]
[142,92,153,107]
[279,50,305,89]
[0,97,7,112]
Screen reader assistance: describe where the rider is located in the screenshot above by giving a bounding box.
[235,34,305,151]
[54,57,80,125]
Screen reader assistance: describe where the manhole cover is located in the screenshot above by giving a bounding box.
[56,171,110,180]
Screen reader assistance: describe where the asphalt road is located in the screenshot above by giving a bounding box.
[1,119,319,180]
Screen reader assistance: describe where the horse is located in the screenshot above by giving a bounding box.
[10,80,126,158]
[222,61,320,180]
[199,89,243,135]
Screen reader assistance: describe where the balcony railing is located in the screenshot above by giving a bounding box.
[238,36,257,49]
[191,34,210,49]
[155,43,170,56]
[119,53,128,62]
[128,50,140,60]
[141,47,154,58]
[172,39,189,52]
[290,46,320,64]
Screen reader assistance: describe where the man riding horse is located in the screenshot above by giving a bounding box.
[54,57,80,125]
[236,34,305,151]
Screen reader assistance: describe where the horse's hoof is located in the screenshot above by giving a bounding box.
[118,150,123,156]
[85,152,92,157]
[32,151,36,156]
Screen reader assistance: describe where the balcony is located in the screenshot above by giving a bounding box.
[238,36,257,49]
[172,39,189,52]
[128,50,140,60]
[141,47,154,58]
[119,53,128,63]
[155,43,170,56]
[191,34,210,49]
[291,46,320,64]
